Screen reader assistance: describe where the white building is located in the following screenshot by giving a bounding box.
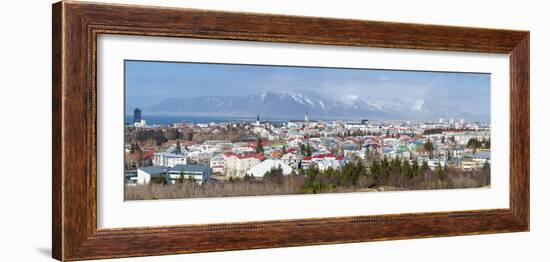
[153,152,187,167]
[166,164,211,185]
[245,159,293,178]
[344,122,367,130]
[210,154,226,174]
[281,152,301,169]
[427,159,447,170]
[133,119,147,128]
[137,164,211,185]
[223,153,262,177]
[137,166,167,184]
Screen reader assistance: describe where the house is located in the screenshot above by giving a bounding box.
[209,154,226,174]
[301,156,314,169]
[362,143,382,155]
[269,149,283,159]
[153,152,187,167]
[287,137,304,148]
[281,152,301,169]
[245,159,293,178]
[301,154,345,170]
[449,147,466,159]
[223,152,263,177]
[317,159,344,171]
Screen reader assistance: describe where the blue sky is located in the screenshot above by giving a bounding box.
[125,60,490,113]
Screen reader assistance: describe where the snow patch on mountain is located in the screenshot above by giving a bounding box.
[142,90,488,121]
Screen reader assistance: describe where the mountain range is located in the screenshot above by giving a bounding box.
[134,91,489,121]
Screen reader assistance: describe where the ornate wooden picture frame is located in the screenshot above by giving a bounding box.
[52,1,529,261]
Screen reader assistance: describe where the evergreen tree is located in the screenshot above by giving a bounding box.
[178,170,184,183]
[467,138,481,149]
[381,156,390,182]
[401,159,412,178]
[304,167,321,193]
[436,162,445,181]
[264,165,284,184]
[369,159,381,185]
[421,160,429,173]
[174,140,182,154]
[390,157,401,178]
[411,159,420,177]
[356,160,367,177]
[424,139,435,159]
[256,136,264,154]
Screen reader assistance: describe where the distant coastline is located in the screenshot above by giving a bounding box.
[125,115,262,125]
[124,114,490,126]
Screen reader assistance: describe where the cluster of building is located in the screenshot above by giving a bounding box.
[125,111,491,186]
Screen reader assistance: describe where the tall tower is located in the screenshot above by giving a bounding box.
[256,114,260,126]
[133,108,142,123]
[304,112,309,122]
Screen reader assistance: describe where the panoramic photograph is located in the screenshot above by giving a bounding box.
[123,60,491,200]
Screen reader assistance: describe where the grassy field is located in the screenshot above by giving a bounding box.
[125,167,490,200]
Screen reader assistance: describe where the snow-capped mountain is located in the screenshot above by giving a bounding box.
[141,91,488,121]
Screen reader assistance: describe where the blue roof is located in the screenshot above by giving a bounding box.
[138,166,166,175]
[169,164,211,175]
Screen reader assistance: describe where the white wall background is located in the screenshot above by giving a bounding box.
[0,0,546,261]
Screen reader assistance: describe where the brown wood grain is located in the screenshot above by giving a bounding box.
[52,2,63,260]
[52,1,530,261]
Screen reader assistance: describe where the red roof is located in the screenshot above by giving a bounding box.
[224,152,263,160]
[312,153,335,159]
[142,150,155,160]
